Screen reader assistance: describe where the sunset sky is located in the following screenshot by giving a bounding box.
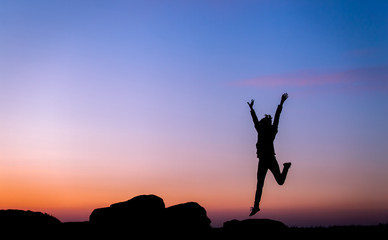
[1,0,387,227]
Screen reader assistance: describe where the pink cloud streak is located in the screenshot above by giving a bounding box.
[233,65,388,90]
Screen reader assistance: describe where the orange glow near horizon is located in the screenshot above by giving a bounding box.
[2,150,388,227]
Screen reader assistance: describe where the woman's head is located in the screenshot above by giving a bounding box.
[260,114,272,127]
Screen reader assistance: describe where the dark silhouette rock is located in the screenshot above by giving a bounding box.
[0,209,61,226]
[89,194,211,236]
[223,219,288,238]
[0,210,61,237]
[89,194,165,229]
[164,202,211,233]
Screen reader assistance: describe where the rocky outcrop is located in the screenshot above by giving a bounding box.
[165,202,211,232]
[89,194,211,236]
[0,209,61,226]
[223,219,288,238]
[89,194,165,228]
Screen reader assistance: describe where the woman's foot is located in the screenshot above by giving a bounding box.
[283,162,291,169]
[249,206,260,216]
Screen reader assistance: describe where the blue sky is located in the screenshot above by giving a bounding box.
[0,0,387,226]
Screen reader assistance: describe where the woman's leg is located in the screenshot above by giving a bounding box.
[253,160,268,208]
[268,156,290,186]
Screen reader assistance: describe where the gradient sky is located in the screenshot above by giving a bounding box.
[1,0,387,227]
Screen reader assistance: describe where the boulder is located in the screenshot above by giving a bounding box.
[223,219,288,237]
[89,194,165,229]
[0,209,61,226]
[164,202,211,232]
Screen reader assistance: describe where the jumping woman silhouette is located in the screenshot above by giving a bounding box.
[248,93,291,216]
